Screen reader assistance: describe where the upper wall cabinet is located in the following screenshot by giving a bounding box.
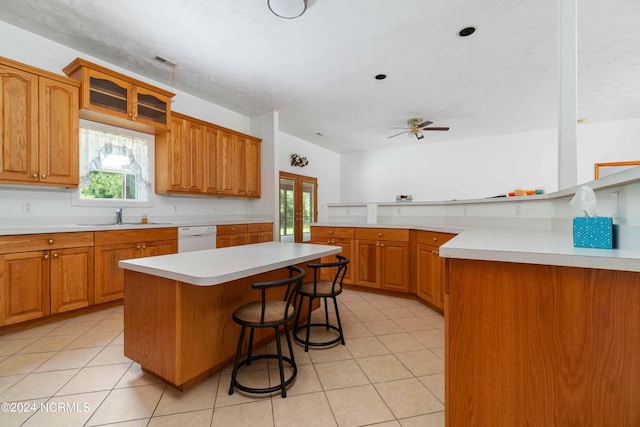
[63,58,174,133]
[0,57,80,187]
[155,112,261,198]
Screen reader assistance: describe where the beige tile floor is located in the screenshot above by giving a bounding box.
[0,289,445,427]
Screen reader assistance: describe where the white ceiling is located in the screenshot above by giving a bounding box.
[0,0,638,153]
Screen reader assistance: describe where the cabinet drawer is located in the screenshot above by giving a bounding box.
[416,230,456,246]
[94,228,177,246]
[247,222,272,233]
[217,224,248,235]
[311,226,355,239]
[0,232,94,254]
[355,228,409,242]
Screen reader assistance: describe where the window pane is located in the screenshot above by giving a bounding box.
[80,171,124,199]
[125,174,137,200]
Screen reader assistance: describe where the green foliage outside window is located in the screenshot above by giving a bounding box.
[80,171,136,200]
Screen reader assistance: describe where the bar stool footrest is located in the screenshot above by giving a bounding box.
[231,354,297,394]
[294,323,344,347]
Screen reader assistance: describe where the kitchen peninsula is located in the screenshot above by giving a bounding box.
[322,168,640,426]
[118,241,341,389]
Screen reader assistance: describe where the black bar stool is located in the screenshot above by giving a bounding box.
[293,255,349,352]
[228,265,305,398]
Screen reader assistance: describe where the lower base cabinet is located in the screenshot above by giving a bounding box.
[217,223,273,248]
[414,231,455,311]
[354,228,410,292]
[94,229,177,303]
[0,232,95,326]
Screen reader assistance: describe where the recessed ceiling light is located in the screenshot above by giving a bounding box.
[458,27,476,37]
[375,74,387,80]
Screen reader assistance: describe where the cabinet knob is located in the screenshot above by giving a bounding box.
[43,254,49,260]
[380,243,385,247]
[378,232,382,237]
[136,244,141,249]
[48,239,54,244]
[142,244,147,249]
[433,237,438,242]
[41,174,46,179]
[33,174,38,179]
[53,253,59,258]
[329,231,333,234]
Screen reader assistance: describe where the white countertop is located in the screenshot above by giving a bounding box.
[439,227,640,272]
[0,219,271,236]
[118,241,342,286]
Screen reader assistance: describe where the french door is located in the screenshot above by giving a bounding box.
[279,172,317,243]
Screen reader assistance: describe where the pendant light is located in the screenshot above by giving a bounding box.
[268,0,307,19]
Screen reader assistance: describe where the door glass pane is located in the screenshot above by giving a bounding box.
[279,178,295,242]
[302,181,315,242]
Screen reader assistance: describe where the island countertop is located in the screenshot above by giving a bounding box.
[118,241,342,286]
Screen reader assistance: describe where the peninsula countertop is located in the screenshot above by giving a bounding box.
[118,241,342,286]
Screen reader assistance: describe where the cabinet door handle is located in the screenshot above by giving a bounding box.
[136,244,141,249]
[380,243,385,247]
[433,237,438,242]
[378,232,382,237]
[33,174,38,179]
[53,253,59,258]
[142,244,147,249]
[43,254,49,260]
[48,239,54,244]
[41,174,46,179]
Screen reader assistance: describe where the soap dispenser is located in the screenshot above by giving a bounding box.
[141,212,148,224]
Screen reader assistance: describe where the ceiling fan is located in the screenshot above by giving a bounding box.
[388,117,449,140]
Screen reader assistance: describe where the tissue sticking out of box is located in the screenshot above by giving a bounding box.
[570,186,597,217]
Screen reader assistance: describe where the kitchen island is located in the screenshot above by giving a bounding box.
[118,242,341,389]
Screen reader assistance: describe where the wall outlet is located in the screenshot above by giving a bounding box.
[23,201,32,214]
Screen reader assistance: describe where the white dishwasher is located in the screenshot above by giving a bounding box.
[178,225,217,252]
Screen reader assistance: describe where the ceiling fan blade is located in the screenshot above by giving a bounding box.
[417,120,433,128]
[423,127,449,131]
[388,130,410,138]
[388,127,410,130]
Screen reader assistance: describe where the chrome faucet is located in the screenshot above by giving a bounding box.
[115,206,126,225]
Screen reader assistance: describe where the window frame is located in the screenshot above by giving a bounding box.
[71,120,155,208]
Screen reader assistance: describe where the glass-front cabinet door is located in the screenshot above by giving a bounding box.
[279,172,317,243]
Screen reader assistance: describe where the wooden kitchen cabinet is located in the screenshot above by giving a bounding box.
[212,129,237,196]
[63,57,174,133]
[236,136,261,198]
[0,232,94,325]
[156,112,261,198]
[310,226,356,284]
[247,223,273,244]
[94,228,177,303]
[155,114,204,194]
[414,231,456,311]
[354,228,410,292]
[0,57,79,187]
[216,224,249,248]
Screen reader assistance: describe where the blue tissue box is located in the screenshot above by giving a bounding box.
[573,217,613,249]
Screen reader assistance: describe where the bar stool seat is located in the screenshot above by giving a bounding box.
[294,255,349,352]
[228,266,305,398]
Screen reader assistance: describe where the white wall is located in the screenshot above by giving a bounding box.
[577,118,640,183]
[340,119,640,203]
[277,132,341,223]
[341,129,559,203]
[0,21,275,225]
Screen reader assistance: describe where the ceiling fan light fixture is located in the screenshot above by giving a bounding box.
[415,131,424,140]
[268,0,307,19]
